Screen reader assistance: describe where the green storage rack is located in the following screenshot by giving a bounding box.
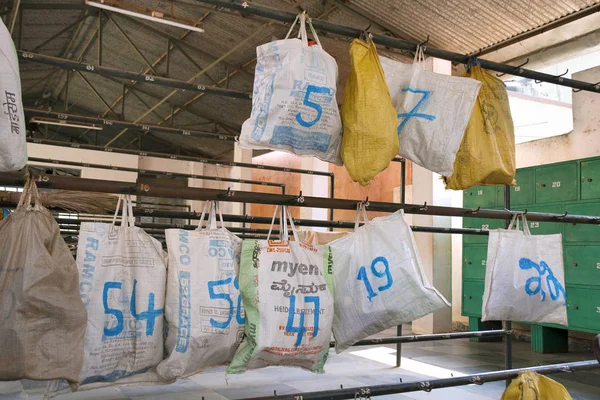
[462,157,600,352]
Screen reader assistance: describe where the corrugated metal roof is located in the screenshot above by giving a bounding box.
[15,0,600,159]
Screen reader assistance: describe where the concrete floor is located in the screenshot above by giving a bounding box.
[2,326,599,400]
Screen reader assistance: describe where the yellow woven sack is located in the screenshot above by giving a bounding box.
[502,372,573,400]
[341,38,398,186]
[443,66,515,190]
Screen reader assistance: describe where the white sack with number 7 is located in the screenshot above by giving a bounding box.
[329,209,450,353]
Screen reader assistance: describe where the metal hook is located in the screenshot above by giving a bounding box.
[574,80,600,93]
[496,58,529,77]
[536,68,568,84]
[419,34,430,47]
[420,201,428,211]
[468,206,481,215]
[217,187,234,199]
[288,191,304,204]
[364,197,370,208]
[471,376,484,385]
[554,211,569,220]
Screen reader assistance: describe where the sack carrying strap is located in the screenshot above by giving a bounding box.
[112,194,135,227]
[285,12,323,49]
[413,44,426,65]
[197,200,225,230]
[354,201,370,230]
[508,212,531,235]
[267,205,299,242]
[17,177,42,211]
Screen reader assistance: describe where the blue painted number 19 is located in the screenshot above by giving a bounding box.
[296,85,330,128]
[357,256,393,301]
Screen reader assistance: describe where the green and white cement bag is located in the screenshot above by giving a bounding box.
[228,206,334,374]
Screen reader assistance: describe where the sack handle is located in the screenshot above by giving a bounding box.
[267,205,299,242]
[197,201,224,230]
[112,194,135,227]
[507,213,531,235]
[354,202,370,230]
[413,44,425,65]
[285,12,323,49]
[17,177,42,211]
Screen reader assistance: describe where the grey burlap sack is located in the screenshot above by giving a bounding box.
[0,179,87,383]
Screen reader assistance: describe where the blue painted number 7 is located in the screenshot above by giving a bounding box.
[296,85,330,128]
[397,88,436,133]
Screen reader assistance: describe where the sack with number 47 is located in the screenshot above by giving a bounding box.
[329,205,450,352]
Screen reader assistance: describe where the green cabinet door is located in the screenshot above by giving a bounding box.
[463,217,504,245]
[464,185,498,209]
[499,169,534,207]
[581,160,600,200]
[564,203,600,243]
[564,246,600,287]
[535,163,578,204]
[462,280,485,317]
[566,287,600,332]
[526,205,563,236]
[463,246,488,281]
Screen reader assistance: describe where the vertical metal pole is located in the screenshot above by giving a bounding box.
[329,175,334,232]
[17,5,23,49]
[165,39,170,77]
[504,184,512,384]
[170,105,175,127]
[121,84,126,119]
[97,11,102,65]
[242,202,247,239]
[64,71,70,111]
[396,158,407,368]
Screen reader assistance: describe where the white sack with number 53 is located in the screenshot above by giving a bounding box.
[76,195,169,388]
[482,214,567,326]
[228,206,334,374]
[239,13,342,165]
[329,206,450,352]
[158,201,244,379]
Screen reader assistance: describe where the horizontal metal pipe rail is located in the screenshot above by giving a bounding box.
[248,360,599,400]
[25,108,237,142]
[4,172,600,224]
[329,330,509,348]
[18,51,252,100]
[28,157,286,190]
[27,138,333,177]
[194,0,600,94]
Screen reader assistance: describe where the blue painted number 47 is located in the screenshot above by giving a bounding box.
[357,256,393,301]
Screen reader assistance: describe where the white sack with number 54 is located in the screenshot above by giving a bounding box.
[75,195,168,389]
[239,13,342,165]
[329,207,450,352]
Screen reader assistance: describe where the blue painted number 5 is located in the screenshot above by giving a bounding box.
[296,85,329,128]
[357,256,393,301]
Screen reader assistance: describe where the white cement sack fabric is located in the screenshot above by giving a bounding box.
[482,214,568,326]
[75,195,169,388]
[158,201,244,379]
[380,48,481,176]
[228,206,334,374]
[0,18,26,171]
[329,205,450,352]
[0,179,86,383]
[239,13,343,165]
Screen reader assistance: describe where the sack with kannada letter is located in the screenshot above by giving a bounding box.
[380,48,481,176]
[0,178,86,383]
[239,12,342,165]
[0,17,26,171]
[482,214,567,325]
[329,204,449,352]
[158,201,244,379]
[75,195,169,388]
[340,36,398,186]
[228,205,334,374]
[444,65,516,190]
